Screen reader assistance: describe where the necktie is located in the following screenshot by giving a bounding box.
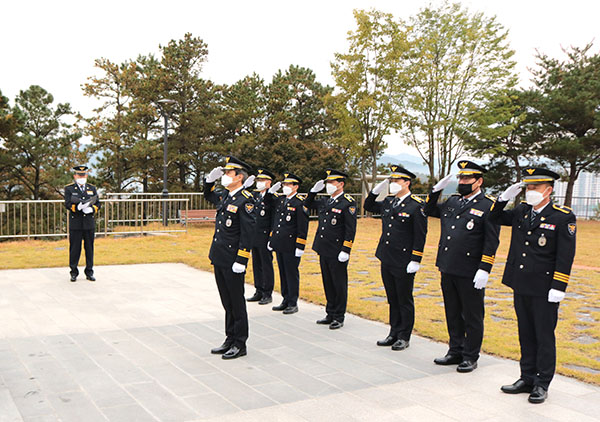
[459,197,467,208]
[327,197,334,205]
[392,197,400,208]
[531,209,538,224]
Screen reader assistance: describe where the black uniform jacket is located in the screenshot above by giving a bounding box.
[490,200,576,297]
[268,193,309,253]
[204,180,257,267]
[364,192,428,268]
[306,191,357,258]
[252,190,276,247]
[64,183,101,231]
[424,190,500,278]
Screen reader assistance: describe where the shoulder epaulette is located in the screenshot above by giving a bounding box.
[553,204,572,214]
[65,183,75,187]
[451,193,461,196]
[485,194,496,202]
[411,194,424,203]
[241,190,252,199]
[344,193,355,202]
[297,194,307,201]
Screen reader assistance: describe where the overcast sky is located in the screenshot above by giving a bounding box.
[1,0,598,156]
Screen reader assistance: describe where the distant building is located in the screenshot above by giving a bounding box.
[554,171,600,219]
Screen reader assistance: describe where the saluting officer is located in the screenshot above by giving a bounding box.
[424,160,500,373]
[306,169,357,329]
[267,173,309,315]
[64,165,101,282]
[491,168,576,404]
[204,156,257,360]
[246,168,277,305]
[363,165,427,351]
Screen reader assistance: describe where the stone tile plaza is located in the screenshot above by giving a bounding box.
[0,263,598,421]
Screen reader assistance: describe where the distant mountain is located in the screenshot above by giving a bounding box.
[378,153,429,177]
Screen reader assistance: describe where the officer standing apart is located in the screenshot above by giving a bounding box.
[64,165,101,282]
[246,168,277,305]
[491,168,576,404]
[363,165,428,351]
[306,169,357,329]
[204,156,257,360]
[267,173,309,315]
[424,161,500,372]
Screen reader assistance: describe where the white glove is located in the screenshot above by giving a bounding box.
[372,179,389,195]
[243,175,255,189]
[338,251,350,262]
[82,207,94,214]
[77,202,84,210]
[295,248,304,257]
[433,174,454,192]
[267,242,273,252]
[473,269,489,289]
[311,179,325,193]
[406,261,420,273]
[232,262,246,273]
[499,182,523,202]
[206,167,224,183]
[268,181,281,194]
[548,288,565,303]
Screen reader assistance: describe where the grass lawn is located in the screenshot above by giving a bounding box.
[1,218,599,385]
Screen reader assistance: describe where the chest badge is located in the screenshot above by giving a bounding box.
[226,219,232,227]
[538,234,546,247]
[286,215,291,222]
[466,219,474,230]
[260,209,266,216]
[331,218,337,225]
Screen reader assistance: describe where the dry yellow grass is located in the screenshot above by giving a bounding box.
[1,218,599,384]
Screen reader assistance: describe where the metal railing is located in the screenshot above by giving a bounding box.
[0,198,189,240]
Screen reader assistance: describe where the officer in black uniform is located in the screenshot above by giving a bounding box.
[268,173,309,315]
[491,167,576,404]
[204,156,257,360]
[363,165,428,351]
[424,160,500,372]
[63,165,101,282]
[306,169,357,329]
[246,168,276,305]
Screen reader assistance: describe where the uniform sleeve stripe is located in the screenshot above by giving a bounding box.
[481,257,495,264]
[71,204,76,212]
[237,250,251,258]
[296,238,307,245]
[412,250,424,256]
[553,273,570,282]
[343,241,353,248]
[554,271,570,278]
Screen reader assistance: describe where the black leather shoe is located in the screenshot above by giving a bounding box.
[377,336,397,347]
[222,346,247,360]
[391,339,410,351]
[501,379,533,394]
[282,306,298,314]
[86,275,96,282]
[329,320,344,330]
[316,317,333,325]
[70,275,77,282]
[457,360,478,373]
[258,295,272,305]
[210,343,232,354]
[528,386,547,404]
[247,292,262,302]
[272,302,287,311]
[434,354,463,365]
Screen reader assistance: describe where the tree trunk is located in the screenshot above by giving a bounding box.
[564,163,578,208]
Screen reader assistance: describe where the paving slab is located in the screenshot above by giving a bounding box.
[0,263,598,421]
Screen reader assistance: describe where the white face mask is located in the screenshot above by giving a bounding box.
[76,178,87,186]
[256,181,267,191]
[525,188,548,207]
[282,186,293,196]
[389,182,402,195]
[221,174,233,187]
[326,183,338,196]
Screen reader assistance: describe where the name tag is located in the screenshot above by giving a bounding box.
[332,208,342,214]
[470,208,484,217]
[226,204,238,213]
[287,207,296,211]
[398,212,410,217]
[540,223,556,230]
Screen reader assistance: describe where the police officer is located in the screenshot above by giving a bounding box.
[424,160,500,372]
[306,169,357,329]
[204,156,257,360]
[363,165,427,351]
[267,173,309,315]
[64,165,101,282]
[491,167,576,404]
[246,168,276,305]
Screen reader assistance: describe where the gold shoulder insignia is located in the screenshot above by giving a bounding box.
[553,204,571,214]
[297,194,307,201]
[65,183,75,187]
[485,194,496,202]
[411,194,424,203]
[451,193,461,196]
[344,193,355,202]
[520,200,527,204]
[241,190,252,199]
